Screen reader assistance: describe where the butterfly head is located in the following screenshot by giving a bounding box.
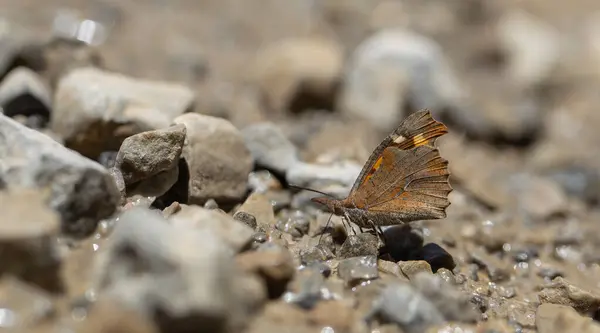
[311,196,343,214]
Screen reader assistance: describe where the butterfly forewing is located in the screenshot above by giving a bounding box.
[349,109,449,195]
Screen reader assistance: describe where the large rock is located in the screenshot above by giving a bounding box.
[93,207,249,333]
[339,28,465,133]
[51,67,195,158]
[0,113,120,237]
[167,204,254,252]
[173,113,253,205]
[241,122,299,175]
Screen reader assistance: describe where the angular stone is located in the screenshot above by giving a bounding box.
[116,124,186,185]
[399,261,433,280]
[94,207,241,333]
[368,282,445,333]
[51,67,194,158]
[338,233,380,259]
[0,114,120,237]
[538,277,600,314]
[338,256,378,284]
[168,204,254,252]
[242,122,299,175]
[173,113,252,205]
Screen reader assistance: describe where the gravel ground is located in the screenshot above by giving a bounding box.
[1,1,600,333]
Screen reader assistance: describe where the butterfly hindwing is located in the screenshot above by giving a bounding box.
[350,109,449,195]
[351,145,452,222]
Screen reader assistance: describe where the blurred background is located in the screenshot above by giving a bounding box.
[2,0,600,332]
[4,0,600,177]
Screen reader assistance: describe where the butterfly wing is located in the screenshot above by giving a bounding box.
[350,145,452,222]
[349,109,449,195]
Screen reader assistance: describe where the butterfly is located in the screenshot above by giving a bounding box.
[310,109,452,233]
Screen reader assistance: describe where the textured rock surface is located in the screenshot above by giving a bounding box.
[115,124,186,185]
[0,113,120,236]
[173,113,253,205]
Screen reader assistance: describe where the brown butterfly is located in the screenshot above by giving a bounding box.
[311,109,452,232]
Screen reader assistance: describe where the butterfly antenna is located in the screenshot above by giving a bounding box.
[288,184,336,198]
[318,212,334,245]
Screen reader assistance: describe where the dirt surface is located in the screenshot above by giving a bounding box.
[2,1,600,333]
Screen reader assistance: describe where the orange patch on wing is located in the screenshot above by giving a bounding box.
[395,126,448,150]
[360,156,383,186]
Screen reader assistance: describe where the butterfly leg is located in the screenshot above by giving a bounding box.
[342,211,358,236]
[368,220,386,244]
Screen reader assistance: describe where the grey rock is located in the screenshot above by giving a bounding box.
[0,114,120,237]
[0,67,52,122]
[173,113,252,205]
[546,164,600,206]
[93,207,239,333]
[115,123,186,185]
[242,122,299,175]
[284,266,327,309]
[51,67,194,158]
[538,277,600,314]
[507,172,568,220]
[339,28,465,133]
[0,188,62,292]
[338,256,378,284]
[410,272,479,323]
[368,282,445,333]
[338,233,380,259]
[168,204,254,252]
[286,160,362,189]
[299,244,335,265]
